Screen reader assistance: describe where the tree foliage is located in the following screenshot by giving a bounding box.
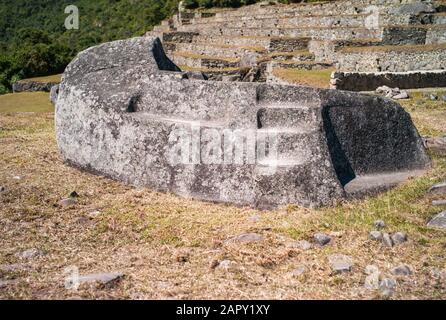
[0,0,180,93]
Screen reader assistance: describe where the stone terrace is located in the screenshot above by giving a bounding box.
[147,0,446,90]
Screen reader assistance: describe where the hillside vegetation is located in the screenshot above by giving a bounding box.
[0,0,180,94]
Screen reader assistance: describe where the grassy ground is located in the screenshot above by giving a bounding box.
[0,92,54,113]
[273,68,335,89]
[0,92,445,300]
[20,74,62,83]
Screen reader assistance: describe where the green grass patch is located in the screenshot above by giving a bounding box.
[273,67,334,89]
[21,74,62,83]
[0,92,54,113]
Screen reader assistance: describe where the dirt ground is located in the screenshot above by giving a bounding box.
[0,91,445,300]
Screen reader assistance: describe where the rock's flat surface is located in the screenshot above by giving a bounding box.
[226,233,264,244]
[76,272,124,285]
[429,182,446,195]
[328,254,353,274]
[391,265,412,276]
[314,233,332,246]
[427,211,446,230]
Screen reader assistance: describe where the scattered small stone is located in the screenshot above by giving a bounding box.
[69,191,79,198]
[248,215,261,223]
[16,248,44,259]
[432,200,446,206]
[429,181,446,195]
[12,176,21,180]
[225,233,264,244]
[379,278,397,298]
[75,272,124,286]
[0,186,5,193]
[175,251,190,263]
[391,232,408,245]
[290,265,307,277]
[391,265,412,276]
[59,198,77,207]
[427,211,446,230]
[424,137,446,155]
[376,86,409,100]
[364,265,380,289]
[88,210,102,218]
[215,260,237,271]
[430,268,446,280]
[374,220,386,229]
[313,233,331,246]
[393,91,409,100]
[369,231,383,241]
[328,254,353,274]
[0,279,18,288]
[0,263,27,272]
[429,93,438,101]
[292,240,312,250]
[441,95,446,102]
[382,233,393,247]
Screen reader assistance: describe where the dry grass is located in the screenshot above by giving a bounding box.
[21,74,62,83]
[0,92,54,113]
[0,92,445,300]
[273,68,335,89]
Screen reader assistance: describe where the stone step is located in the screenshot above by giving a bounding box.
[269,50,315,62]
[191,35,271,49]
[176,26,381,41]
[336,43,446,72]
[257,106,319,129]
[171,42,266,59]
[185,14,370,30]
[170,51,240,69]
[256,127,320,166]
[271,61,333,70]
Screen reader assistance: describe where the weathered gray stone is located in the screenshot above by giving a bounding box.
[55,37,430,209]
[369,231,383,241]
[290,265,307,277]
[13,80,59,93]
[216,260,237,271]
[183,71,208,81]
[391,2,436,15]
[379,278,397,298]
[432,200,446,206]
[0,279,18,288]
[374,220,386,230]
[328,254,353,274]
[391,264,412,276]
[391,232,408,245]
[382,233,393,247]
[364,265,380,289]
[424,137,446,155]
[429,182,446,195]
[313,233,331,246]
[226,233,264,244]
[50,84,59,104]
[75,272,124,286]
[295,240,312,250]
[59,198,76,207]
[429,94,438,101]
[427,211,446,230]
[16,248,44,259]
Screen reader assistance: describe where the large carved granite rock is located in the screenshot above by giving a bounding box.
[55,37,430,209]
